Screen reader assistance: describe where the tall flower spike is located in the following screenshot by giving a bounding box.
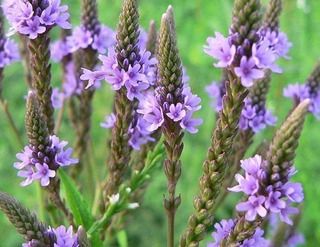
[104,0,140,201]
[221,100,309,246]
[72,0,100,174]
[180,1,262,246]
[0,192,54,245]
[157,9,184,247]
[263,0,282,31]
[306,61,320,98]
[23,92,76,224]
[146,20,158,55]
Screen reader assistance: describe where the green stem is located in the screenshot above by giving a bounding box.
[0,99,24,148]
[54,103,65,135]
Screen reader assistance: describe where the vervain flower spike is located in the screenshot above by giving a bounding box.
[180,0,262,246]
[217,99,309,246]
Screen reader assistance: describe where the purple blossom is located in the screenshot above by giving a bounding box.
[208,219,235,247]
[204,32,236,68]
[51,88,64,109]
[240,228,269,247]
[234,56,264,87]
[129,118,155,150]
[239,99,277,133]
[228,174,259,195]
[240,155,265,178]
[206,82,224,111]
[101,113,116,129]
[143,107,165,132]
[180,113,202,134]
[33,163,56,187]
[14,135,78,187]
[264,189,286,213]
[282,182,304,203]
[67,26,93,52]
[80,68,107,89]
[19,17,46,39]
[279,206,299,225]
[236,195,267,221]
[53,225,78,247]
[286,233,305,247]
[183,87,201,111]
[51,40,71,62]
[166,103,186,122]
[92,25,116,53]
[17,168,34,187]
[4,0,71,38]
[63,62,83,97]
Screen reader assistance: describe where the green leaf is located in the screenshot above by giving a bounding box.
[59,170,94,228]
[117,230,128,247]
[59,170,102,247]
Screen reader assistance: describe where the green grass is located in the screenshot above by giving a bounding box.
[0,0,320,246]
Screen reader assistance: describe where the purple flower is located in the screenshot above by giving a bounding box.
[265,190,286,213]
[63,62,82,97]
[101,113,116,129]
[286,233,305,247]
[274,32,292,59]
[204,32,236,68]
[92,25,116,53]
[282,182,304,203]
[51,88,64,109]
[166,103,186,122]
[53,225,78,247]
[14,146,33,170]
[252,39,281,73]
[55,148,78,167]
[51,40,71,62]
[234,56,264,87]
[18,168,34,187]
[80,68,107,89]
[183,86,201,111]
[228,174,259,195]
[208,219,235,247]
[68,26,93,52]
[19,17,46,39]
[236,195,267,221]
[240,155,264,178]
[180,113,203,134]
[129,118,155,150]
[279,206,299,225]
[283,84,309,100]
[33,163,56,187]
[206,82,224,111]
[240,228,269,247]
[144,107,165,132]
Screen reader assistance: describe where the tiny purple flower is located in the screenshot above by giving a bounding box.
[236,195,267,221]
[234,56,264,87]
[101,113,116,129]
[19,17,46,39]
[166,103,186,122]
[265,190,286,213]
[33,163,56,187]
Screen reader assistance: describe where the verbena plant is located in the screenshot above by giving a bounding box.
[0,0,318,246]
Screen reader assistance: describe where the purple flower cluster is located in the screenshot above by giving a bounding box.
[22,225,78,247]
[206,82,276,133]
[208,219,269,247]
[0,38,20,68]
[204,28,291,87]
[81,46,157,93]
[14,135,78,187]
[229,155,304,225]
[51,25,116,61]
[239,98,277,133]
[138,85,202,134]
[3,0,71,39]
[284,83,320,119]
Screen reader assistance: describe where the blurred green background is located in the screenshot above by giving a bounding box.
[0,0,319,246]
